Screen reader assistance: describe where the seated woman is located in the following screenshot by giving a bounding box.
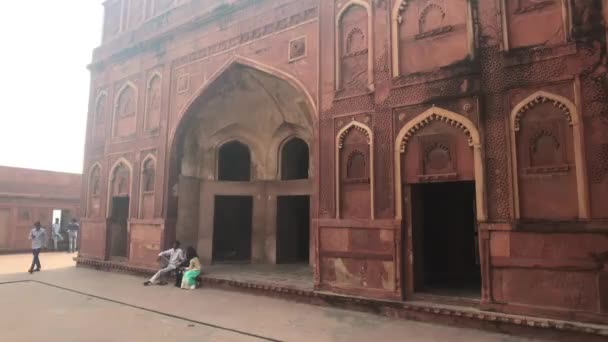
[180,247,201,290]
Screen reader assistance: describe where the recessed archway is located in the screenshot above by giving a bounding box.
[166,60,316,266]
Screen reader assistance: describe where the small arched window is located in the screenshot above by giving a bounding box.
[218,141,251,181]
[281,138,309,180]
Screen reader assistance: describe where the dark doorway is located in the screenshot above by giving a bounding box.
[213,196,253,262]
[218,141,251,181]
[411,181,480,298]
[276,196,310,263]
[281,138,309,180]
[109,197,129,258]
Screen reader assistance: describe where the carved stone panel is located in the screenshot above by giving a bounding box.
[111,162,131,197]
[396,0,470,75]
[504,0,565,49]
[418,134,458,181]
[516,101,577,220]
[145,75,161,132]
[402,121,475,184]
[88,166,102,218]
[94,93,107,140]
[289,37,307,62]
[339,5,369,95]
[114,84,137,138]
[340,127,371,219]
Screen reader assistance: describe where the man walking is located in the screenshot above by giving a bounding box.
[51,218,63,250]
[143,241,184,286]
[66,218,79,253]
[28,221,46,274]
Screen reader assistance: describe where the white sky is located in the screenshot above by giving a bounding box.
[0,1,103,174]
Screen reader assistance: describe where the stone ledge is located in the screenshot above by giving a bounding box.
[76,257,608,341]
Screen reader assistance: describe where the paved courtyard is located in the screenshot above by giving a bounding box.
[0,253,536,342]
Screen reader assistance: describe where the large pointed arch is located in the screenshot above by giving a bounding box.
[335,120,374,219]
[394,106,486,221]
[509,90,588,219]
[165,55,318,216]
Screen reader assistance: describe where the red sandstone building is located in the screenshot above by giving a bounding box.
[0,166,80,252]
[80,0,608,325]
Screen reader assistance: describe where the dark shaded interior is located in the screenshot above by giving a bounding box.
[218,141,251,181]
[276,196,310,264]
[281,138,309,180]
[411,181,480,298]
[110,197,129,258]
[213,196,253,262]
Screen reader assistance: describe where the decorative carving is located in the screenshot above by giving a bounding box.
[395,0,413,24]
[400,112,474,152]
[145,74,161,131]
[418,3,446,34]
[173,7,318,67]
[529,128,561,165]
[338,125,371,148]
[513,95,573,131]
[90,167,101,196]
[415,25,453,40]
[339,4,370,92]
[116,85,137,118]
[142,159,156,192]
[346,150,367,179]
[111,162,131,196]
[345,28,367,56]
[418,134,457,180]
[515,0,556,15]
[177,74,190,93]
[424,142,451,171]
[289,37,307,61]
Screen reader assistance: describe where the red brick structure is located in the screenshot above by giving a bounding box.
[81,0,608,324]
[0,166,80,252]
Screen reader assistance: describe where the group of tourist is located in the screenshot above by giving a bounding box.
[27,221,200,290]
[144,241,202,290]
[27,218,80,274]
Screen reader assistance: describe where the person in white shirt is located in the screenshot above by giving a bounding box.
[51,218,63,250]
[144,241,184,286]
[28,221,46,274]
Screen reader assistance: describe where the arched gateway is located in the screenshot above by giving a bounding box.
[166,59,316,266]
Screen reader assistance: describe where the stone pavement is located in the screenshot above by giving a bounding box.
[0,253,536,342]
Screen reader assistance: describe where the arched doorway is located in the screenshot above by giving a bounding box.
[277,137,310,264]
[395,107,485,300]
[167,62,315,266]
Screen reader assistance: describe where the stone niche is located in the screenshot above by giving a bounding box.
[511,90,578,220]
[338,123,372,219]
[337,2,371,95]
[113,83,138,139]
[402,121,475,184]
[504,0,566,49]
[395,0,471,75]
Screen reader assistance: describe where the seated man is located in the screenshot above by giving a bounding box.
[144,241,184,286]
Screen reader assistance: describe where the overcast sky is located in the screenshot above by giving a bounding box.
[0,1,103,174]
